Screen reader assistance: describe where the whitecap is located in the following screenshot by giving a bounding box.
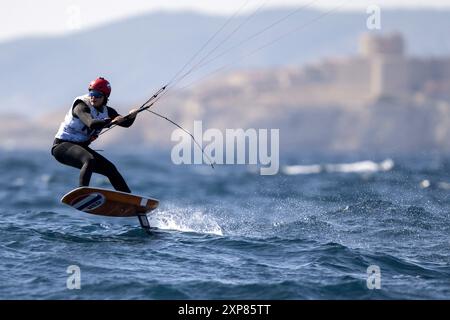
[282,159,394,175]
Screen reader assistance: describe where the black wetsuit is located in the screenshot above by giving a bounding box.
[51,102,135,193]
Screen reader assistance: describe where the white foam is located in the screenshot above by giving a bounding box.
[325,159,394,173]
[149,207,223,236]
[11,177,25,187]
[420,180,431,188]
[437,182,450,190]
[282,159,394,175]
[282,164,322,175]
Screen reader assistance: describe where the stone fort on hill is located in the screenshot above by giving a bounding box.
[207,33,450,107]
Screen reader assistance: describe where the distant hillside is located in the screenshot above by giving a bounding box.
[2,72,450,154]
[1,8,450,116]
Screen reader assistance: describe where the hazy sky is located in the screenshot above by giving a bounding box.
[1,0,450,43]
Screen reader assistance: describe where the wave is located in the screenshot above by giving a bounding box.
[282,159,394,175]
[420,179,450,190]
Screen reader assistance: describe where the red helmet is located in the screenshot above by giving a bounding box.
[88,77,111,97]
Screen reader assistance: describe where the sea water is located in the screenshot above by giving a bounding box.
[0,150,449,299]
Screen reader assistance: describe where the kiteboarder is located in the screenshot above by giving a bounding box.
[51,77,138,193]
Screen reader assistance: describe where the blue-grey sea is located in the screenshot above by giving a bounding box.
[0,149,449,299]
